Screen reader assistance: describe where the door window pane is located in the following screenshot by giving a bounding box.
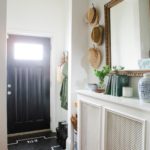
[14,43,43,60]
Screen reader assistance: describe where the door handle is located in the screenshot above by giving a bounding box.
[7,91,12,95]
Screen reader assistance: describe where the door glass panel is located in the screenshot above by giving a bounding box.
[14,43,43,60]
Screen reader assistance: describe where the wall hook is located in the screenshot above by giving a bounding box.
[92,3,94,8]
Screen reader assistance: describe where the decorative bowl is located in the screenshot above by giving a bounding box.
[87,83,98,91]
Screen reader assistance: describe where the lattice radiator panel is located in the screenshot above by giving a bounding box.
[106,110,145,150]
[81,103,101,150]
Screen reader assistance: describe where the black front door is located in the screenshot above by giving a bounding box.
[7,35,50,134]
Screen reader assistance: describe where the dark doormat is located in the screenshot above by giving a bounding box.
[8,136,63,150]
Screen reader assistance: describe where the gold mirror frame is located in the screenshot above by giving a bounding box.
[104,0,150,77]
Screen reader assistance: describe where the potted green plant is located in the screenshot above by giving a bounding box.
[94,65,111,89]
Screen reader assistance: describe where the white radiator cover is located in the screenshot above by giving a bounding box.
[105,109,145,150]
[77,90,150,150]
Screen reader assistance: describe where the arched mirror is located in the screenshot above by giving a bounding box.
[105,0,150,76]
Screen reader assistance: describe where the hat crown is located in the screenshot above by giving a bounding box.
[88,48,102,69]
[91,25,103,45]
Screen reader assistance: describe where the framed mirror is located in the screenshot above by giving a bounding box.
[105,0,150,76]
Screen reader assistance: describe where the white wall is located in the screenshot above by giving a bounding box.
[67,0,89,149]
[139,0,150,58]
[7,0,67,132]
[0,0,7,149]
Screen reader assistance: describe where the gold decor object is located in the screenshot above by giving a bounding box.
[88,47,102,69]
[91,25,104,45]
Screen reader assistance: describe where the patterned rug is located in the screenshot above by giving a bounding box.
[8,134,63,150]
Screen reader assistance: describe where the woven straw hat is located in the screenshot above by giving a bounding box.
[90,9,99,26]
[86,6,99,25]
[91,25,104,45]
[88,48,102,69]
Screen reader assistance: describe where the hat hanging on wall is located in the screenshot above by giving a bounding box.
[86,4,99,25]
[88,47,102,69]
[91,9,99,26]
[91,25,104,45]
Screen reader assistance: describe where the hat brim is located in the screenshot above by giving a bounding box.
[90,9,99,25]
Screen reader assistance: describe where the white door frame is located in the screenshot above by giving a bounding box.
[0,0,7,149]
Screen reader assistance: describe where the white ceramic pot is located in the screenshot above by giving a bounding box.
[87,83,98,91]
[138,73,150,103]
